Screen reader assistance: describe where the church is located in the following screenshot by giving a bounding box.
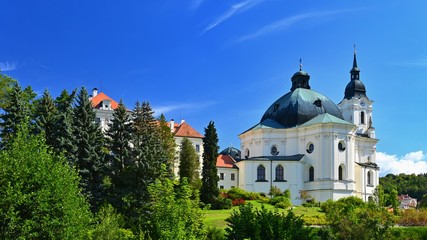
[217,51,379,205]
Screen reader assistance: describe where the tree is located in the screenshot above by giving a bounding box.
[123,101,168,230]
[53,89,77,161]
[323,196,395,240]
[0,82,36,147]
[105,100,133,211]
[0,123,92,239]
[179,137,201,190]
[145,167,206,240]
[201,121,220,205]
[34,89,58,148]
[0,73,17,109]
[226,203,314,240]
[158,113,176,176]
[72,87,106,212]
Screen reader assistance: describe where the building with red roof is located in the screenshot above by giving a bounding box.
[216,148,240,189]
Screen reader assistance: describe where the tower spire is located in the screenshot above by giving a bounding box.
[299,58,302,71]
[352,44,358,70]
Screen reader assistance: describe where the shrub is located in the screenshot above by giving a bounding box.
[398,209,427,226]
[269,196,292,209]
[227,188,261,200]
[205,226,226,240]
[213,197,232,210]
[232,198,246,206]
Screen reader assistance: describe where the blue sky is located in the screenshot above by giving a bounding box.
[1,1,426,176]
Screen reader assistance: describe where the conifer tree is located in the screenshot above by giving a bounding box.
[53,89,77,160]
[34,89,58,148]
[158,113,176,176]
[0,73,17,109]
[126,101,168,229]
[179,137,201,190]
[105,99,133,210]
[0,82,36,147]
[72,87,106,212]
[200,121,220,205]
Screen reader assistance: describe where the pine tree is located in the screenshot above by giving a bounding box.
[200,121,220,205]
[72,87,106,212]
[34,89,58,148]
[158,113,176,176]
[53,89,77,160]
[0,82,35,147]
[105,99,133,210]
[0,73,17,109]
[179,137,201,190]
[126,101,168,230]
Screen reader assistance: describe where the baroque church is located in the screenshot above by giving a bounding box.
[217,51,379,205]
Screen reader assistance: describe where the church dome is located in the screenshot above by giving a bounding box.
[261,67,343,128]
[344,79,366,99]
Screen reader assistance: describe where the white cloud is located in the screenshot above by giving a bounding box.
[153,101,216,116]
[191,0,204,11]
[377,151,427,176]
[201,0,265,34]
[0,61,17,72]
[235,9,356,43]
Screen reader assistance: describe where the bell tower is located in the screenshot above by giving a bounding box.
[338,48,375,138]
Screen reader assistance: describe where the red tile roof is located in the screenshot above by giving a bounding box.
[167,121,203,138]
[216,154,237,168]
[91,92,119,110]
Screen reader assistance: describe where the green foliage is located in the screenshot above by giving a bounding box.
[390,226,427,240]
[179,137,201,190]
[380,173,427,201]
[206,226,226,240]
[144,170,206,240]
[88,204,135,240]
[34,90,58,147]
[201,121,220,205]
[0,82,36,147]
[226,203,314,240]
[323,196,396,240]
[0,73,17,109]
[213,196,233,210]
[226,187,262,200]
[72,87,106,212]
[105,100,134,211]
[158,113,176,176]
[0,123,92,239]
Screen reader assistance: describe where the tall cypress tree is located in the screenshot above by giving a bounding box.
[179,137,201,190]
[158,113,176,176]
[72,87,106,212]
[105,99,133,210]
[200,121,220,205]
[34,90,57,148]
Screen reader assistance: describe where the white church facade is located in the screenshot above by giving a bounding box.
[217,51,379,205]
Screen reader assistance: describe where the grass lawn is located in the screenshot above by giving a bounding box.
[204,200,326,229]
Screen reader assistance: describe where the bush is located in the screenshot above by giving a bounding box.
[205,226,226,240]
[269,196,292,209]
[88,205,135,240]
[232,198,246,206]
[398,209,427,226]
[226,203,314,240]
[213,197,232,210]
[227,188,261,200]
[390,227,427,239]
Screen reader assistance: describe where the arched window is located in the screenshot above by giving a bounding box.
[360,111,365,124]
[338,165,343,180]
[367,171,371,185]
[309,167,314,182]
[257,165,266,181]
[275,165,284,181]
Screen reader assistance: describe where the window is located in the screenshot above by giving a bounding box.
[275,165,284,181]
[367,171,371,185]
[245,148,250,159]
[306,143,314,154]
[231,173,235,181]
[309,167,314,182]
[220,185,224,189]
[220,173,224,180]
[195,144,200,152]
[338,141,346,151]
[270,145,278,156]
[338,165,343,180]
[257,165,266,181]
[361,111,365,124]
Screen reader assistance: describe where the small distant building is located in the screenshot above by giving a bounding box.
[217,147,240,189]
[398,194,417,209]
[90,88,119,131]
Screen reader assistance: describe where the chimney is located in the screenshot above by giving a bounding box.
[170,119,174,133]
[181,119,185,124]
[92,88,98,97]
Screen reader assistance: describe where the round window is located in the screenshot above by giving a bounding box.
[271,145,278,156]
[338,141,346,152]
[306,143,314,154]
